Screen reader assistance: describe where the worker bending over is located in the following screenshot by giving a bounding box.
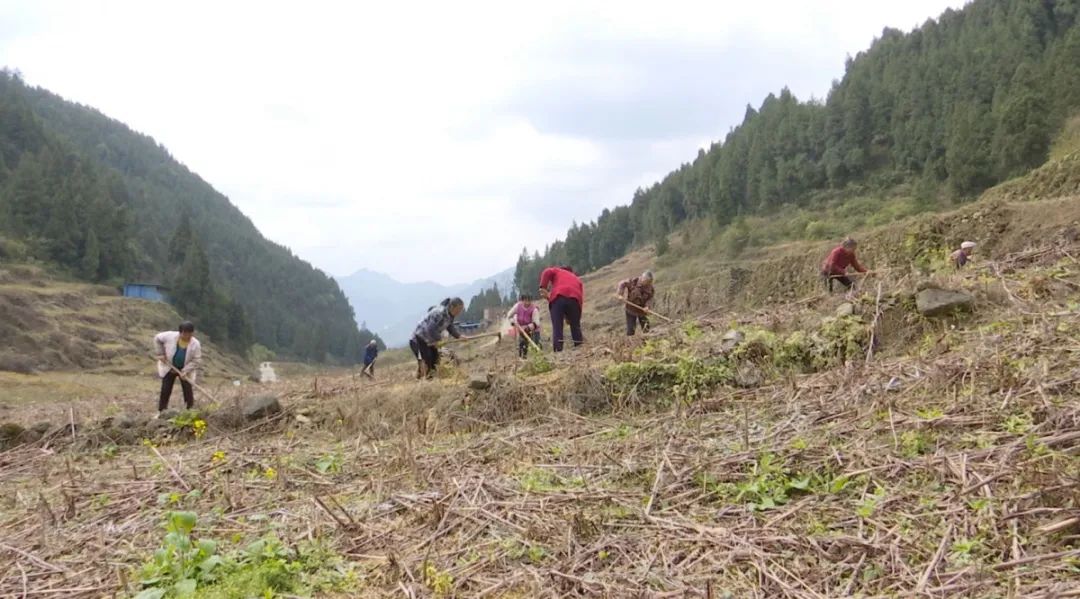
[506,293,542,358]
[950,241,976,269]
[540,265,584,352]
[821,238,867,292]
[617,270,655,336]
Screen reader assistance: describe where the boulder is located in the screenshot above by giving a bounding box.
[468,374,492,391]
[720,330,745,353]
[916,288,975,317]
[835,302,855,318]
[242,394,282,421]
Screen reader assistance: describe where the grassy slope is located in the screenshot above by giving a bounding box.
[3,146,1080,596]
[0,263,251,420]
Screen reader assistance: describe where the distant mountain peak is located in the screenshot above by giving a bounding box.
[336,266,515,346]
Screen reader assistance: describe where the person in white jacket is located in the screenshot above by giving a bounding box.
[506,293,542,358]
[154,321,202,412]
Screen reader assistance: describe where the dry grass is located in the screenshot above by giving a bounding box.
[3,194,1080,596]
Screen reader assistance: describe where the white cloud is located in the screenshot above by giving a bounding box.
[0,0,968,283]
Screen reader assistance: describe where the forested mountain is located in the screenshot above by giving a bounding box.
[515,0,1080,291]
[0,70,382,363]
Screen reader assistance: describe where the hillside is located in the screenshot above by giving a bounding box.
[0,262,251,420]
[3,154,1080,596]
[336,267,515,346]
[0,70,381,363]
[514,0,1080,290]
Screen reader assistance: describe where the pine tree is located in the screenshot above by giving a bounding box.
[171,235,211,317]
[225,299,253,352]
[80,228,101,281]
[168,212,194,266]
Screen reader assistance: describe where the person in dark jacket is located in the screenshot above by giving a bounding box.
[362,340,379,379]
[617,270,655,336]
[539,265,584,352]
[821,238,867,292]
[409,298,473,379]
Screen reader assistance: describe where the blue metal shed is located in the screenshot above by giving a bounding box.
[122,283,168,302]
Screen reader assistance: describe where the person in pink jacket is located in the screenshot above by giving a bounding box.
[506,293,542,358]
[154,321,202,413]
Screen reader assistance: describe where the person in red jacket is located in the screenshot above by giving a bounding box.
[821,238,867,292]
[539,265,584,352]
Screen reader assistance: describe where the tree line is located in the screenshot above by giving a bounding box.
[0,70,383,361]
[515,0,1080,285]
[461,283,512,322]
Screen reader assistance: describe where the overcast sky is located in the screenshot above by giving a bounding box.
[0,0,967,285]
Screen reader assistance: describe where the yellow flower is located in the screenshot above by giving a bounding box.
[264,467,277,481]
[193,419,207,439]
[211,450,226,463]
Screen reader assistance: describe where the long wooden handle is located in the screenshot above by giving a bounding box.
[436,331,501,347]
[513,323,542,352]
[155,358,217,403]
[613,295,673,322]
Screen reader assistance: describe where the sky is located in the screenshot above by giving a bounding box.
[0,0,969,285]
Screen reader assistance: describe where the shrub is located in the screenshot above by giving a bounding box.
[0,352,35,374]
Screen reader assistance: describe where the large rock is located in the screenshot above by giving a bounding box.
[916,288,975,317]
[243,394,283,421]
[468,374,492,390]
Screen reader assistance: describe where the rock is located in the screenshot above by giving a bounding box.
[242,394,282,421]
[30,422,51,434]
[885,377,902,393]
[18,429,42,444]
[720,330,745,352]
[916,288,975,317]
[468,374,492,390]
[295,414,311,425]
[835,302,855,318]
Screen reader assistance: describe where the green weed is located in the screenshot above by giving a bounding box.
[1002,413,1033,434]
[422,562,454,595]
[900,430,934,458]
[314,451,343,475]
[856,485,887,519]
[134,511,357,598]
[519,352,554,376]
[516,468,585,492]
